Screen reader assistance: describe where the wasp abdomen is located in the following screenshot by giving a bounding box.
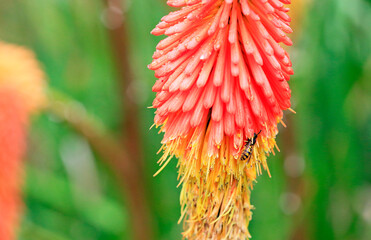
[240,144,253,161]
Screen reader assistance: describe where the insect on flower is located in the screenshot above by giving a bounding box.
[240,130,261,162]
[149,0,294,238]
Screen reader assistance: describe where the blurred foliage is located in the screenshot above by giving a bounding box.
[0,0,370,239]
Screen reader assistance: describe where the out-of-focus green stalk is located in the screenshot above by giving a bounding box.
[47,88,150,240]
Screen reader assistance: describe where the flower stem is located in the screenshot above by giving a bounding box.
[102,0,153,239]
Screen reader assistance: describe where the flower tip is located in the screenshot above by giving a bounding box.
[288,108,296,114]
[285,37,294,46]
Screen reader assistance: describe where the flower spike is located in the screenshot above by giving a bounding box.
[0,42,46,240]
[150,0,293,239]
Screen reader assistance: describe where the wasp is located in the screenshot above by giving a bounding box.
[240,130,261,162]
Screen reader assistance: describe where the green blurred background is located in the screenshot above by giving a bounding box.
[0,0,370,239]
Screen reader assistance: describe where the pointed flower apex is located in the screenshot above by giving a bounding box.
[150,0,293,239]
[0,42,46,114]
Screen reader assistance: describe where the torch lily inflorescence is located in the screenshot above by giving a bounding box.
[0,42,45,239]
[149,0,293,239]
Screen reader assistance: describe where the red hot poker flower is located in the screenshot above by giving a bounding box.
[149,0,293,239]
[0,42,46,240]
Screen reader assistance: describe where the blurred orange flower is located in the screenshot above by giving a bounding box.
[149,0,293,239]
[0,42,46,114]
[0,42,46,239]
